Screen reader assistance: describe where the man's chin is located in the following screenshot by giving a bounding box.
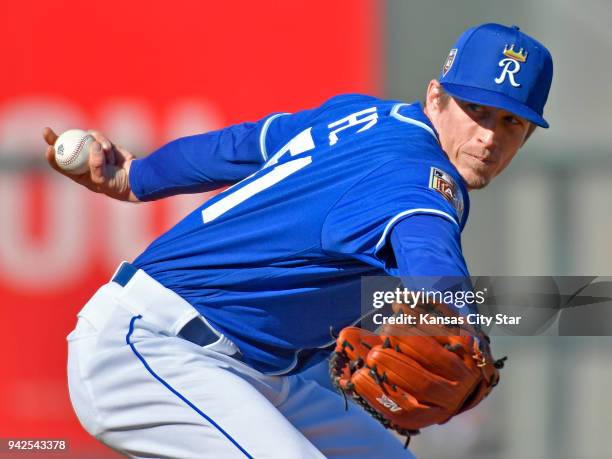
[459,169,491,190]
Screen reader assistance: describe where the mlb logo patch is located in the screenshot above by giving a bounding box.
[442,49,457,77]
[429,167,464,220]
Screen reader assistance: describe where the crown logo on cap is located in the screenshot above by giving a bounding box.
[502,44,528,62]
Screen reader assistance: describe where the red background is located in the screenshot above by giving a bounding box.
[0,1,380,456]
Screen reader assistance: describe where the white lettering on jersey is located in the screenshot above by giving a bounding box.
[265,127,315,168]
[494,58,521,87]
[327,107,378,146]
[202,156,312,223]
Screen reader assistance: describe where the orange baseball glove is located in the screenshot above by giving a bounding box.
[329,302,506,445]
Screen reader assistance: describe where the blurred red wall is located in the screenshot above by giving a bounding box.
[0,1,380,456]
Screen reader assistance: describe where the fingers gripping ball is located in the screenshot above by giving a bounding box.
[329,311,506,445]
[54,129,95,175]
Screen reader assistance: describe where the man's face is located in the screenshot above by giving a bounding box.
[425,80,531,190]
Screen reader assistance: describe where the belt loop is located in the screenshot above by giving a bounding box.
[109,262,241,358]
[111,261,138,287]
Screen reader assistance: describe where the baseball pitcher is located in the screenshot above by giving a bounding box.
[44,23,553,458]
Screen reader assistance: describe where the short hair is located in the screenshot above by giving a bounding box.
[437,87,452,108]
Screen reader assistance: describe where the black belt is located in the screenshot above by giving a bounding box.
[111,262,223,348]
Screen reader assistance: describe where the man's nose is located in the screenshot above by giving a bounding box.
[477,125,498,149]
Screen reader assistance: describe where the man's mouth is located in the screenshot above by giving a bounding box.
[462,151,494,166]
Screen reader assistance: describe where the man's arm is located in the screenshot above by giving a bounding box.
[43,117,275,202]
[329,214,503,437]
[389,213,469,278]
[129,122,268,201]
[389,213,475,312]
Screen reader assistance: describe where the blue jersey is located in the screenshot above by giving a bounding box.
[131,94,470,374]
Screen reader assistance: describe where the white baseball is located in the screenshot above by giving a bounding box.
[54,129,95,175]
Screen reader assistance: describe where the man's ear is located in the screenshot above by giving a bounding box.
[425,79,443,114]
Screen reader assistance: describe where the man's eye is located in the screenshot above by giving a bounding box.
[467,103,485,113]
[505,116,522,126]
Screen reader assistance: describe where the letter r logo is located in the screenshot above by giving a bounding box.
[494,58,521,88]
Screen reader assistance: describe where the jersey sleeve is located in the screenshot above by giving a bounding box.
[389,214,468,277]
[129,120,267,201]
[129,107,321,201]
[320,158,467,271]
[390,214,477,315]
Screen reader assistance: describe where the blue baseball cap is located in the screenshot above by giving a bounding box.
[439,23,553,128]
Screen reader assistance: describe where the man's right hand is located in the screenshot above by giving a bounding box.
[43,127,140,202]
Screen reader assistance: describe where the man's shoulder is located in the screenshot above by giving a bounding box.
[307,95,454,177]
[317,94,423,118]
[312,93,396,118]
[320,93,386,107]
[320,96,438,144]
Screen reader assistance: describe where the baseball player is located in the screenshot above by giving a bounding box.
[45,23,552,458]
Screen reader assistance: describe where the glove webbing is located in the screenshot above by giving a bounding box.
[329,339,420,449]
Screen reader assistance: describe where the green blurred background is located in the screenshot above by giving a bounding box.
[386,1,612,458]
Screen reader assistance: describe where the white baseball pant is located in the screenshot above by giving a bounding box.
[67,266,415,458]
